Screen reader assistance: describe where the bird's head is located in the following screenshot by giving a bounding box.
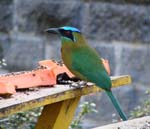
[45,26,83,43]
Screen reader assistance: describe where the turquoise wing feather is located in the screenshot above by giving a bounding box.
[71,47,112,90]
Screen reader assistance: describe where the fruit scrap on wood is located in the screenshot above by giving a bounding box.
[0,59,110,96]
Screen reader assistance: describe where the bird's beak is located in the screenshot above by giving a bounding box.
[45,28,59,34]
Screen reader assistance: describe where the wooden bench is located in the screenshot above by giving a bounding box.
[0,75,131,129]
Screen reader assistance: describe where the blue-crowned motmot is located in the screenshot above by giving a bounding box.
[45,26,127,121]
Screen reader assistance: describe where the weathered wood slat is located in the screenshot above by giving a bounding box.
[0,75,131,118]
[92,116,150,129]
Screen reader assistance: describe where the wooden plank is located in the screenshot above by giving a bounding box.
[0,75,131,118]
[35,97,80,129]
[92,116,150,129]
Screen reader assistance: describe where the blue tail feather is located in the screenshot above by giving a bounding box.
[106,90,127,121]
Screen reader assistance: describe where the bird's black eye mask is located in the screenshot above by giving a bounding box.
[59,29,75,42]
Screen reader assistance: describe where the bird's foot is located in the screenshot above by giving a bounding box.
[69,81,86,89]
[56,72,94,88]
[69,81,94,88]
[85,82,94,87]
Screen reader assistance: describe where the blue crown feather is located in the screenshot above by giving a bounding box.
[60,26,81,33]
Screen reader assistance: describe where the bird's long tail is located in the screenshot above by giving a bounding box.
[106,90,127,121]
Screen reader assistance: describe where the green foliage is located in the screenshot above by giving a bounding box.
[130,89,150,118]
[0,107,42,129]
[0,58,7,68]
[70,101,98,129]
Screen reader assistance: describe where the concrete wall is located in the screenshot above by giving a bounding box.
[0,0,150,128]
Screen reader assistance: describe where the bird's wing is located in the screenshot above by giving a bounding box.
[71,47,111,90]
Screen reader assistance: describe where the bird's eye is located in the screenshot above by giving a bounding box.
[59,29,74,42]
[64,31,71,36]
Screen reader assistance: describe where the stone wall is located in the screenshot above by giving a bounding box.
[0,0,150,128]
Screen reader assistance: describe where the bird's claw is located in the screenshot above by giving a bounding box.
[69,81,86,89]
[85,82,94,87]
[56,72,94,89]
[69,81,94,89]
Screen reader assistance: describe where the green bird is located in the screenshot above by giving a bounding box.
[46,26,127,121]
